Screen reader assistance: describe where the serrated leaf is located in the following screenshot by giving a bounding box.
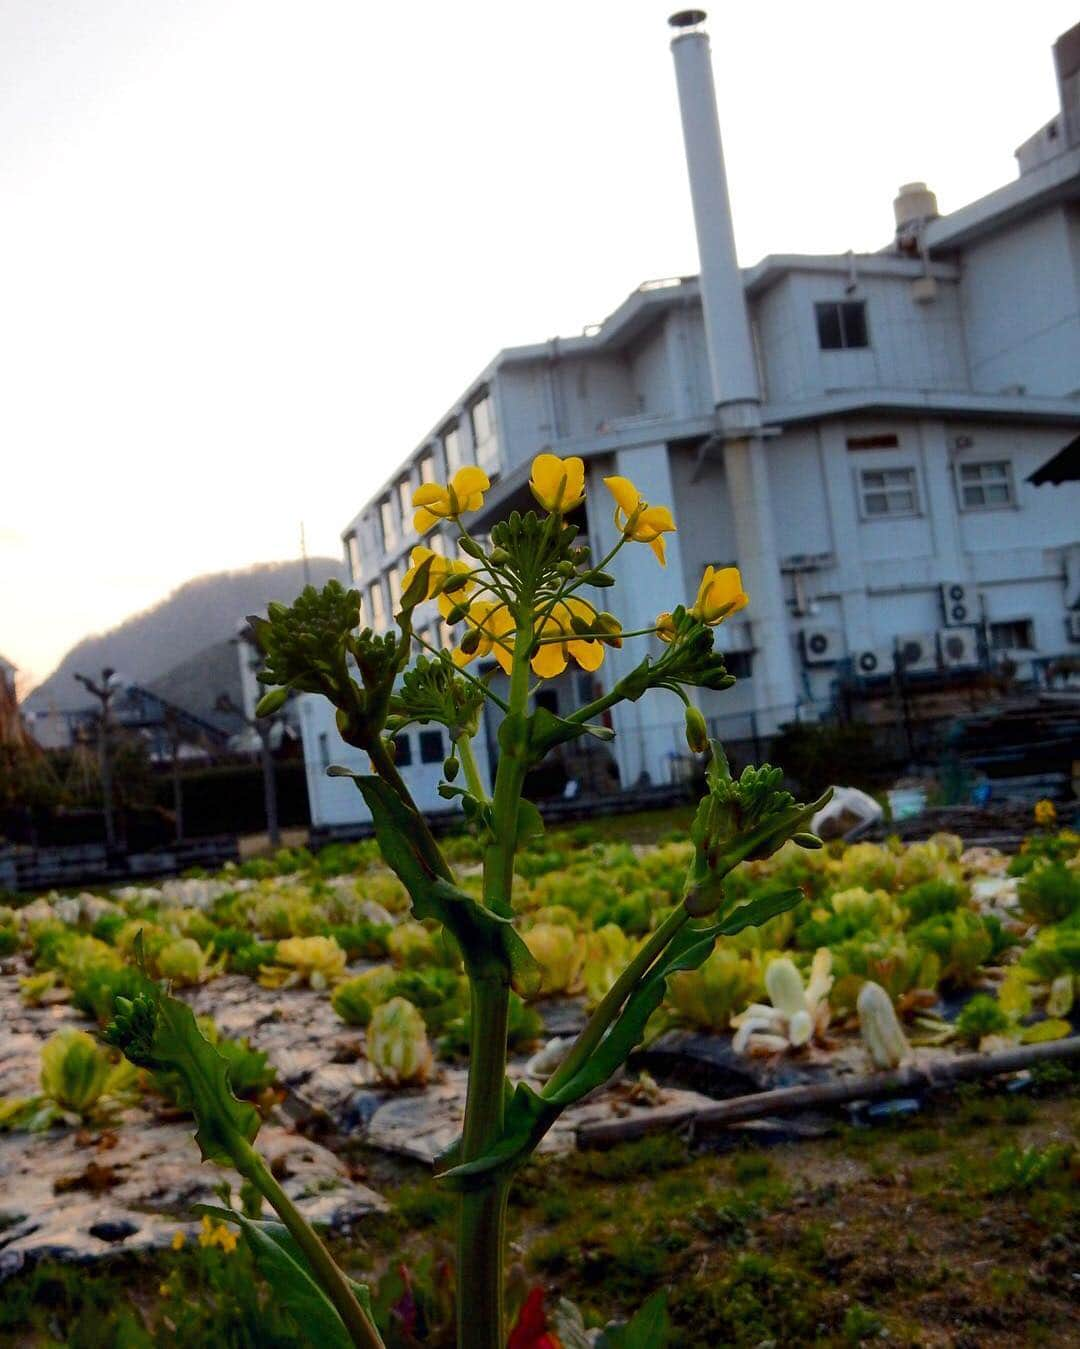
[138,990,260,1166]
[353,775,539,995]
[195,1206,366,1349]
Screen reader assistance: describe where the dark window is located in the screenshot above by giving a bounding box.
[846,434,898,451]
[392,734,412,766]
[725,652,753,680]
[535,688,559,716]
[816,301,869,350]
[419,729,444,763]
[859,466,918,518]
[989,619,1034,652]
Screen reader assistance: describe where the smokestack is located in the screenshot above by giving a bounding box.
[668,10,760,430]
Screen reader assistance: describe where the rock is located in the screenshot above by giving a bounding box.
[537,996,588,1037]
[0,1115,387,1278]
[88,1218,139,1242]
[632,1030,823,1097]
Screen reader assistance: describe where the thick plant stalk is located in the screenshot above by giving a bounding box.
[455,613,531,1349]
[233,1138,384,1349]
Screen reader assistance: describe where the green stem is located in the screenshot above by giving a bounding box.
[542,902,690,1100]
[233,1138,384,1349]
[455,734,488,803]
[455,610,532,1349]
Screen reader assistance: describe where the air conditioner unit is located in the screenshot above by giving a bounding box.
[940,582,975,627]
[897,633,938,674]
[939,626,980,669]
[1066,612,1080,644]
[852,647,894,679]
[800,627,842,665]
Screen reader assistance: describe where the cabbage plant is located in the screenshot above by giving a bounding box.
[105,452,827,1348]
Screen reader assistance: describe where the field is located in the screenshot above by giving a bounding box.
[0,809,1078,1346]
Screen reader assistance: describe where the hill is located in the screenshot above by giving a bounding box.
[25,559,343,713]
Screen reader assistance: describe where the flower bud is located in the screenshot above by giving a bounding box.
[458,535,486,559]
[684,705,708,754]
[255,686,289,718]
[459,626,482,655]
[443,755,460,781]
[489,547,511,565]
[440,572,470,594]
[446,601,471,625]
[792,832,823,850]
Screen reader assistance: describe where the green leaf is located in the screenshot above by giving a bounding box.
[597,1293,671,1348]
[194,1206,359,1349]
[126,984,259,1166]
[515,798,545,846]
[353,774,540,995]
[254,686,289,718]
[439,918,727,1189]
[714,888,804,935]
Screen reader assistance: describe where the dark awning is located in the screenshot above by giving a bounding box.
[1029,433,1080,485]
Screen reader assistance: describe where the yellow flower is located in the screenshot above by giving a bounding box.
[603,475,676,564]
[450,597,617,679]
[171,1229,186,1251]
[530,453,585,513]
[692,566,748,624]
[400,545,473,610]
[412,466,490,534]
[197,1215,238,1253]
[452,600,517,675]
[1034,798,1057,828]
[529,599,614,678]
[657,566,748,643]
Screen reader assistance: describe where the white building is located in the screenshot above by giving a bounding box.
[301,13,1080,830]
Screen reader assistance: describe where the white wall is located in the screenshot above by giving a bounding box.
[960,206,1080,396]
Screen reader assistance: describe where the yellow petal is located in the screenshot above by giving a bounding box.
[603,475,641,518]
[637,504,676,538]
[452,466,491,498]
[493,641,515,675]
[451,646,476,668]
[656,612,676,643]
[413,482,447,508]
[649,535,666,566]
[531,641,568,678]
[568,639,604,672]
[414,507,440,534]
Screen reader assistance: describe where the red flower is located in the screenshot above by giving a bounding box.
[507,1286,562,1349]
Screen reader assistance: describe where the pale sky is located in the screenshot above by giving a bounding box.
[2,0,1076,690]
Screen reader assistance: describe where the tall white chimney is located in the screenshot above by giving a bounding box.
[668,9,760,430]
[668,10,799,728]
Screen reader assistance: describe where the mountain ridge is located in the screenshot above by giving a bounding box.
[25,558,344,712]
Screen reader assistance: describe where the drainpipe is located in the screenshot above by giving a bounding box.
[668,10,798,730]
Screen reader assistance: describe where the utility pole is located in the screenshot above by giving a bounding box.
[216,685,281,850]
[74,668,120,850]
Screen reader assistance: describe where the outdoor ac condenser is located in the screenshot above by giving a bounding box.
[939,626,980,669]
[940,582,975,627]
[799,627,842,665]
[852,647,894,678]
[897,633,938,674]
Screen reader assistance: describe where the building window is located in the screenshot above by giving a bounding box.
[859,466,918,518]
[397,478,413,531]
[419,729,444,763]
[958,460,1014,510]
[388,565,402,613]
[815,300,869,350]
[419,452,436,485]
[317,732,330,770]
[726,652,753,680]
[989,619,1035,652]
[345,532,361,582]
[469,390,498,472]
[392,733,412,766]
[369,580,387,630]
[442,421,462,473]
[379,496,398,552]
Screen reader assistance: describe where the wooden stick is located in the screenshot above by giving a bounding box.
[576,1036,1080,1148]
